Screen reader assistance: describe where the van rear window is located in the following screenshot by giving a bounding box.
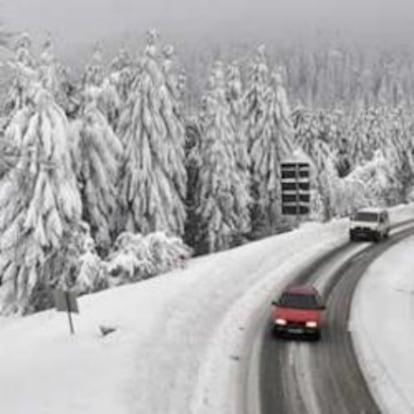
[352,212,379,222]
[278,293,319,309]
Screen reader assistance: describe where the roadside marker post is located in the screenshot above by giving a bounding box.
[53,289,79,335]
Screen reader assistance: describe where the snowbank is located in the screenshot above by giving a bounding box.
[0,218,348,414]
[351,233,414,414]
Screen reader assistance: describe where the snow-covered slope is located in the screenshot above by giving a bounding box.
[0,204,413,414]
[351,233,414,414]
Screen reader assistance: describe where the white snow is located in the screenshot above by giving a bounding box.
[0,204,413,413]
[351,229,414,414]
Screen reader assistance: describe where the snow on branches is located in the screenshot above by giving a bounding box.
[245,46,294,234]
[0,82,82,314]
[195,61,250,253]
[107,231,192,283]
[117,30,186,236]
[2,30,414,313]
[70,85,123,254]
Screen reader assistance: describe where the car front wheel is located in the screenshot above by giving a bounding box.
[310,330,321,341]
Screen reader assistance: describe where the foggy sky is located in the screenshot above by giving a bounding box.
[2,0,414,53]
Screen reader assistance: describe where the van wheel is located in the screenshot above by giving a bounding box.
[373,233,381,242]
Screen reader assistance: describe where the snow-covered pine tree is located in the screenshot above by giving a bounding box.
[109,48,135,104]
[70,85,123,254]
[39,38,60,98]
[387,107,414,202]
[117,30,186,236]
[245,46,294,236]
[2,33,38,178]
[195,61,249,253]
[4,32,37,115]
[82,46,120,131]
[345,105,414,204]
[0,76,82,314]
[183,117,202,250]
[332,151,396,217]
[38,38,75,116]
[72,223,108,294]
[292,107,338,220]
[83,46,104,87]
[226,61,251,240]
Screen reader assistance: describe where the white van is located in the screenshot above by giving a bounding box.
[349,208,390,242]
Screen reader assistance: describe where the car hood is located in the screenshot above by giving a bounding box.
[273,306,321,323]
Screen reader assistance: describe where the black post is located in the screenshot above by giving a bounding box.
[65,291,75,335]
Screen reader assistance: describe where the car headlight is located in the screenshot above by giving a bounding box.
[275,318,287,325]
[306,321,318,328]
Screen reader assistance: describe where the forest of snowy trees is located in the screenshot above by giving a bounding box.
[0,30,413,314]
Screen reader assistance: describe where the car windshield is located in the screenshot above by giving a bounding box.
[278,293,319,309]
[352,212,379,222]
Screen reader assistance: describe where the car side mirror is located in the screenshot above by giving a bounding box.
[271,301,279,306]
[319,305,326,310]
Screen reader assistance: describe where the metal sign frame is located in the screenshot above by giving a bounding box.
[281,162,310,220]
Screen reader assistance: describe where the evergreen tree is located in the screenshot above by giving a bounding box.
[109,48,136,109]
[332,151,396,217]
[292,107,338,220]
[5,33,37,115]
[183,118,202,249]
[82,46,105,87]
[0,78,82,314]
[70,85,123,254]
[117,30,186,236]
[38,38,74,115]
[245,46,294,236]
[226,61,251,240]
[196,62,249,253]
[83,47,120,130]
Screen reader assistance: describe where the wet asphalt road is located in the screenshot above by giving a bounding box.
[260,224,414,414]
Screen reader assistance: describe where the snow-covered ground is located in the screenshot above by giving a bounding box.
[351,233,414,414]
[0,204,414,414]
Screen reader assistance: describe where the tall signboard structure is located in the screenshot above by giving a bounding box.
[280,161,310,224]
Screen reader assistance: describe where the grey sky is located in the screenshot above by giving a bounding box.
[2,0,414,54]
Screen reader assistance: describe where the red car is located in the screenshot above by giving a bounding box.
[271,285,325,341]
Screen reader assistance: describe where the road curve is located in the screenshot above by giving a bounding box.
[260,223,414,414]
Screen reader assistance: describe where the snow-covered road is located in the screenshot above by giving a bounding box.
[0,205,413,413]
